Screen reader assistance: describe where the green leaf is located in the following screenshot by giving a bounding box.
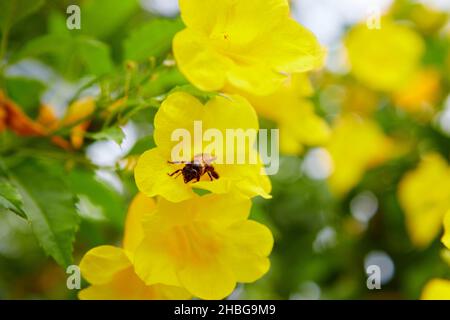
[141,67,188,97]
[89,126,125,145]
[76,37,113,76]
[48,11,70,37]
[124,18,184,62]
[67,169,126,229]
[0,0,44,32]
[5,77,46,117]
[16,35,113,77]
[16,34,71,60]
[0,177,26,218]
[81,0,139,39]
[127,135,156,156]
[9,159,80,267]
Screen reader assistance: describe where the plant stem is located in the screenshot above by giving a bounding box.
[0,28,9,62]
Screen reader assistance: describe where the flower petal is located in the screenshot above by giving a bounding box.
[123,193,156,253]
[194,193,252,227]
[179,0,289,41]
[421,279,450,300]
[79,266,190,300]
[135,148,195,203]
[250,18,325,74]
[134,232,182,287]
[178,256,236,300]
[345,21,424,91]
[399,153,450,248]
[173,30,230,92]
[442,211,450,249]
[79,246,131,285]
[203,94,259,135]
[225,220,274,283]
[227,62,287,96]
[327,115,393,196]
[154,91,205,155]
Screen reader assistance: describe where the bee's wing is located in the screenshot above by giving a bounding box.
[202,154,217,165]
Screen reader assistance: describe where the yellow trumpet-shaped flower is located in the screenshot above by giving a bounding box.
[398,154,450,248]
[134,92,271,203]
[326,114,393,196]
[225,74,330,155]
[421,279,450,300]
[345,20,425,92]
[134,193,274,300]
[443,211,450,249]
[78,193,191,300]
[173,0,324,95]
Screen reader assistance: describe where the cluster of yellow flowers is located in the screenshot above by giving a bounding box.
[78,0,324,300]
[342,12,450,299]
[396,153,450,299]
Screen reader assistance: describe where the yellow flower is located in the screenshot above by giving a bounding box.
[225,74,330,155]
[326,114,393,195]
[134,92,271,203]
[393,69,441,118]
[421,279,450,300]
[443,211,450,249]
[398,154,450,248]
[79,193,191,300]
[134,193,274,300]
[173,0,324,95]
[345,20,425,91]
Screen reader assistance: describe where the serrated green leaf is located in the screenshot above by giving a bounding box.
[89,126,125,145]
[0,177,26,218]
[124,18,184,61]
[9,159,80,267]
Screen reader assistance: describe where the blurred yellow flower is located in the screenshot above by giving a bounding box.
[408,3,449,34]
[342,83,379,116]
[393,69,441,118]
[442,211,450,249]
[134,193,273,300]
[173,0,324,95]
[326,114,393,195]
[421,279,450,300]
[226,74,330,155]
[135,92,271,203]
[398,154,450,248]
[61,97,96,149]
[79,193,191,300]
[345,20,425,91]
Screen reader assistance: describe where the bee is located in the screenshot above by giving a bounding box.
[168,154,220,184]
